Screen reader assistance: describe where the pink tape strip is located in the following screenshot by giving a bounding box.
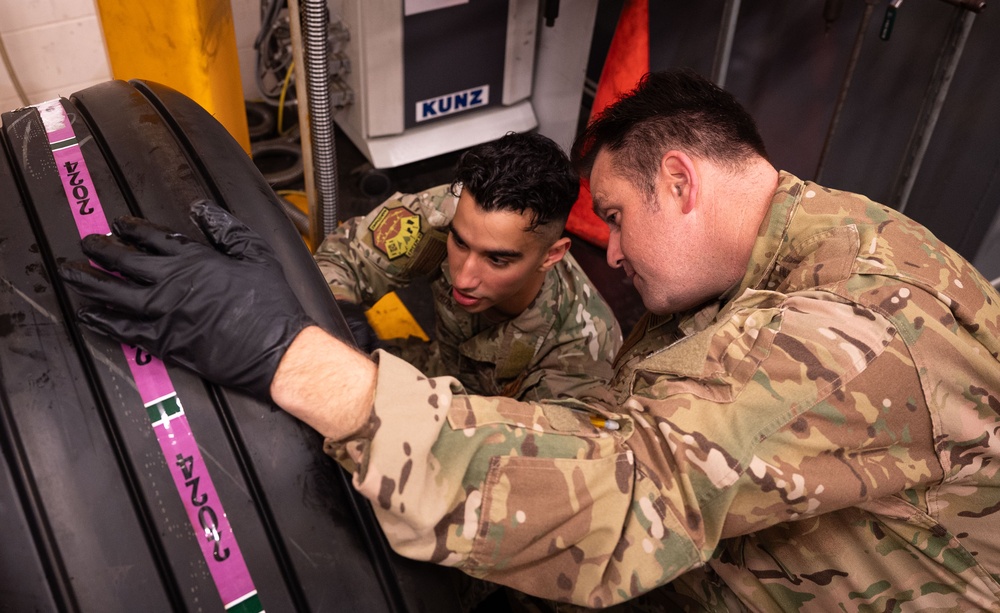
[37,99,260,610]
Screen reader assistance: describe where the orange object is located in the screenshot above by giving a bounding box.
[566,0,649,249]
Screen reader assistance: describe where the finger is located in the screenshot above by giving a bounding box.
[76,306,161,354]
[191,199,272,262]
[78,309,202,382]
[111,215,200,257]
[78,234,181,284]
[59,260,160,315]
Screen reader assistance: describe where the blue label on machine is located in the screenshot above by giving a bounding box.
[415,85,489,122]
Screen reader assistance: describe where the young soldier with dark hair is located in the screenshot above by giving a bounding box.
[312,131,622,402]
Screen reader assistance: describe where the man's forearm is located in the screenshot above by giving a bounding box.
[270,325,377,440]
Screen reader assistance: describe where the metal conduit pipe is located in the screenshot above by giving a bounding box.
[814,0,878,184]
[299,0,339,242]
[711,0,742,88]
[890,6,977,214]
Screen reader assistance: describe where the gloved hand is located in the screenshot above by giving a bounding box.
[336,299,380,354]
[59,199,314,399]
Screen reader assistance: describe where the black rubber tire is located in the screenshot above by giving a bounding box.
[245,100,278,142]
[358,167,394,201]
[0,80,462,612]
[252,137,305,188]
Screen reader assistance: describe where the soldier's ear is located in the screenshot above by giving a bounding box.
[539,237,570,272]
[660,150,697,214]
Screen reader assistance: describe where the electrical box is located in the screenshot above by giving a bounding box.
[330,0,540,168]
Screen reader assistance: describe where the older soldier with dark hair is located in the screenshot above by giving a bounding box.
[313,131,621,403]
[62,70,1000,611]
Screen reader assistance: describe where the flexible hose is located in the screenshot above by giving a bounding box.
[277,193,311,235]
[301,0,339,237]
[278,60,295,134]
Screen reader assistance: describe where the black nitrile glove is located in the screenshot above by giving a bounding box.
[336,300,380,354]
[59,199,314,399]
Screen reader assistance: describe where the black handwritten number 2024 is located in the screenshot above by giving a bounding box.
[62,160,93,215]
[175,453,231,562]
[134,346,152,366]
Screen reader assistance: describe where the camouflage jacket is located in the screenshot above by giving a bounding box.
[312,185,622,402]
[326,172,1000,611]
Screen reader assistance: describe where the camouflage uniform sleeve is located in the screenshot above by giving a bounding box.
[312,185,456,305]
[325,285,963,608]
[324,349,647,606]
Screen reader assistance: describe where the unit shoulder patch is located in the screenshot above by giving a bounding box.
[368,206,424,260]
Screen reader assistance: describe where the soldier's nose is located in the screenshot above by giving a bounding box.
[606,234,624,269]
[453,258,478,289]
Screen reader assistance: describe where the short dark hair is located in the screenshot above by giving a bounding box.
[451,131,579,233]
[571,69,768,203]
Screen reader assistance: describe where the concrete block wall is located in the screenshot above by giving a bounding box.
[0,0,261,113]
[0,0,112,111]
[231,0,262,103]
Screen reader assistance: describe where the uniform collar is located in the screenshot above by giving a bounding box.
[733,170,803,295]
[615,171,804,366]
[439,260,561,377]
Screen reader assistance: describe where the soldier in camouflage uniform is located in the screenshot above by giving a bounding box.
[312,132,622,403]
[63,70,1000,611]
[322,71,1000,610]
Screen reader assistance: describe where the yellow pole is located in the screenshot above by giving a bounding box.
[95,0,251,153]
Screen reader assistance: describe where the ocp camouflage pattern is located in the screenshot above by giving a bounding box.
[327,172,1000,611]
[313,185,622,403]
[313,185,458,305]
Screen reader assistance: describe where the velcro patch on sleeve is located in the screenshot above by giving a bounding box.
[368,206,424,260]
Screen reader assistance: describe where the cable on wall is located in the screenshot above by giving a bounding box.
[0,32,30,106]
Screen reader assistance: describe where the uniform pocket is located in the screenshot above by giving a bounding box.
[470,451,634,595]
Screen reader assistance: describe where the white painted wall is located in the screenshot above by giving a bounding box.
[0,0,262,113]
